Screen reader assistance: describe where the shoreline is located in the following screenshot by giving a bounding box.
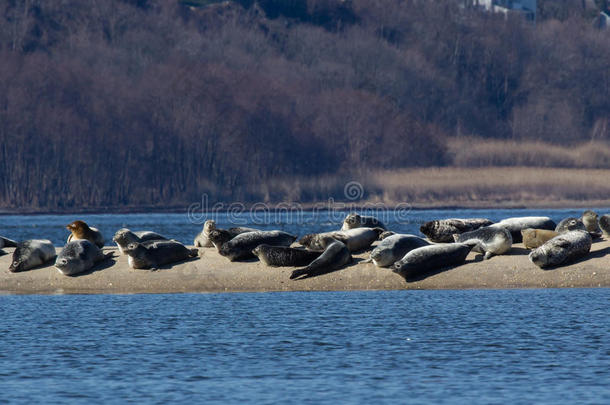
[1,241,609,295]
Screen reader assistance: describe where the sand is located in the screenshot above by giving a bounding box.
[1,240,609,294]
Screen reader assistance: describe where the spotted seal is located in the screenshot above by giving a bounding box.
[299,227,384,252]
[9,240,56,272]
[113,228,169,254]
[495,217,556,243]
[528,230,592,269]
[290,237,351,279]
[123,240,198,270]
[581,210,602,238]
[66,220,105,248]
[341,213,386,231]
[193,220,258,248]
[600,214,610,237]
[420,218,493,243]
[521,229,559,249]
[453,225,512,260]
[392,243,473,280]
[210,230,297,262]
[252,244,322,267]
[367,234,429,267]
[55,240,112,276]
[555,218,586,234]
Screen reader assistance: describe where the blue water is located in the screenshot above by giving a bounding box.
[1,290,609,404]
[1,208,607,246]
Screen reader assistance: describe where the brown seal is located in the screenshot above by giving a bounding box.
[66,220,105,248]
[521,229,559,250]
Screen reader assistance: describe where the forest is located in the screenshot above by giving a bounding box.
[0,0,609,210]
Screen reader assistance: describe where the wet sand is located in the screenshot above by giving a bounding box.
[1,240,609,294]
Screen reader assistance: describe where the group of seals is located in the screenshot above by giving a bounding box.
[299,227,384,252]
[290,237,351,280]
[193,220,257,248]
[419,218,492,243]
[367,233,429,267]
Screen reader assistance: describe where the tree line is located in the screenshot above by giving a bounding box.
[0,0,609,209]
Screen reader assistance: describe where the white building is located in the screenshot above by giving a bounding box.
[477,0,537,22]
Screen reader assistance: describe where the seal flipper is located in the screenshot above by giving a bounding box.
[290,267,310,280]
[1,237,18,248]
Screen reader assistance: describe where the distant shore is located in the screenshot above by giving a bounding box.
[1,240,609,295]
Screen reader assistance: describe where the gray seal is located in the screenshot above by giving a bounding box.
[419,218,493,243]
[581,210,602,238]
[299,227,384,252]
[211,230,297,262]
[528,230,592,269]
[367,234,429,267]
[392,243,473,280]
[252,244,322,267]
[113,228,169,254]
[341,213,386,231]
[600,214,610,237]
[0,236,18,249]
[495,217,556,243]
[193,220,258,248]
[521,229,559,249]
[123,241,198,270]
[453,225,512,260]
[555,218,586,233]
[290,237,351,279]
[55,240,111,276]
[9,239,56,272]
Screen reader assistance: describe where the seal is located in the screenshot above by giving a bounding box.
[0,236,18,249]
[453,225,512,260]
[495,216,556,243]
[55,240,111,276]
[123,240,198,270]
[290,237,351,279]
[341,213,386,231]
[66,220,105,248]
[211,230,297,262]
[378,231,396,240]
[9,239,56,272]
[299,227,384,252]
[600,214,610,237]
[581,210,602,238]
[420,218,493,243]
[528,230,592,269]
[367,234,429,267]
[193,220,258,248]
[392,243,473,280]
[113,228,169,254]
[555,218,586,233]
[521,228,559,249]
[252,244,322,267]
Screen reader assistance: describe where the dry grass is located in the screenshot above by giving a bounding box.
[447,138,610,168]
[263,167,610,208]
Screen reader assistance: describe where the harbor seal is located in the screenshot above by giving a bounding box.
[252,244,322,267]
[555,218,586,233]
[528,230,592,269]
[9,240,56,272]
[521,229,559,249]
[290,237,351,279]
[452,225,512,260]
[495,217,556,243]
[113,228,169,254]
[392,243,473,280]
[341,213,386,231]
[55,240,111,276]
[123,241,198,270]
[582,210,602,238]
[211,230,297,262]
[367,234,429,267]
[66,220,105,248]
[600,214,610,237]
[193,220,258,248]
[299,227,384,252]
[0,236,18,249]
[420,218,493,243]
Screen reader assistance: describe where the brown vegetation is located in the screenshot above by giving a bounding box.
[0,1,609,210]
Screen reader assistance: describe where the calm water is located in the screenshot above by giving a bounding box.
[1,208,607,246]
[1,290,609,404]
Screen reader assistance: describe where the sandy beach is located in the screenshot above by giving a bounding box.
[1,239,609,294]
